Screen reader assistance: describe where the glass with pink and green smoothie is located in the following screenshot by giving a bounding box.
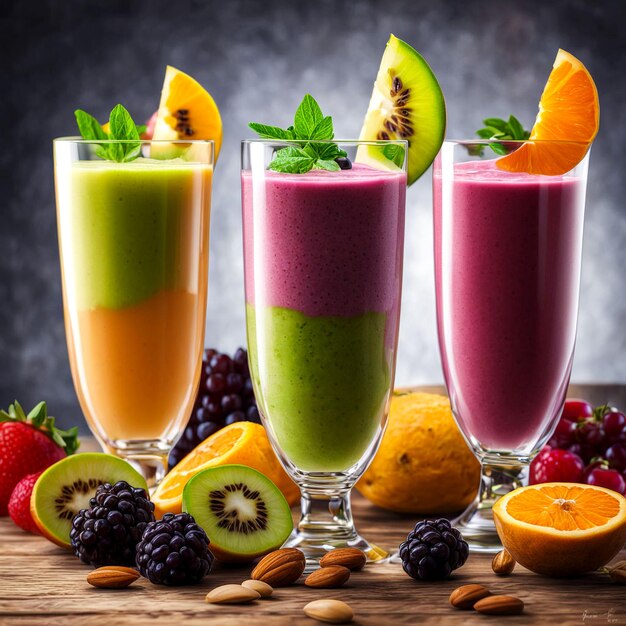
[242,138,406,565]
[433,140,590,551]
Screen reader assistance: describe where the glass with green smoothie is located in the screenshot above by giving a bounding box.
[242,136,407,566]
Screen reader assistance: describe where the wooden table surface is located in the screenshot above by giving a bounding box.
[2,384,626,626]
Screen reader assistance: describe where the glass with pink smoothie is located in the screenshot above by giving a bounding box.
[433,140,590,551]
[242,140,406,566]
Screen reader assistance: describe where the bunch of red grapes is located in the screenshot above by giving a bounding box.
[169,348,261,469]
[530,399,626,494]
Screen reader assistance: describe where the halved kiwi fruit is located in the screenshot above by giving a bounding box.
[31,453,147,549]
[357,34,446,185]
[182,464,293,563]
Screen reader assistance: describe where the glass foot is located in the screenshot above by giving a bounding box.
[283,530,388,572]
[287,484,388,572]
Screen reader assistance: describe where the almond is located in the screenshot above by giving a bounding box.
[87,566,140,589]
[305,565,350,588]
[251,548,305,587]
[304,599,354,624]
[242,579,274,597]
[474,595,524,615]
[492,549,516,575]
[449,584,491,610]
[205,584,260,604]
[319,548,366,571]
[606,560,626,584]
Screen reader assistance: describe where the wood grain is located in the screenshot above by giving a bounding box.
[1,385,625,625]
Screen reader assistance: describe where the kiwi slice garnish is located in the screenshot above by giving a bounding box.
[358,34,446,185]
[182,464,293,562]
[31,453,147,548]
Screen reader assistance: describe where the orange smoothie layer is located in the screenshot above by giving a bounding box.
[70,289,204,441]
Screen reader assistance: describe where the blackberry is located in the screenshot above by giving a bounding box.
[169,347,261,469]
[399,518,469,580]
[70,481,155,568]
[136,512,213,586]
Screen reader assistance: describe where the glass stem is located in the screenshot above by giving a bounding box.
[454,462,527,553]
[297,485,357,545]
[110,448,169,492]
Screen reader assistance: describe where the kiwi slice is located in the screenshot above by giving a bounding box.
[358,34,446,185]
[31,453,147,548]
[182,464,293,563]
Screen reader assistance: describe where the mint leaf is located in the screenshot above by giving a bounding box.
[249,95,347,174]
[382,144,406,167]
[315,159,340,171]
[75,110,108,141]
[294,94,324,138]
[248,123,294,140]
[474,115,531,156]
[75,104,143,163]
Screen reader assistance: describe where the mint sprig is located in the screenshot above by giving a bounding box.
[75,104,145,163]
[472,115,531,156]
[249,94,347,173]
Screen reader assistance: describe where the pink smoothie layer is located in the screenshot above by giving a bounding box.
[434,160,586,452]
[242,164,406,317]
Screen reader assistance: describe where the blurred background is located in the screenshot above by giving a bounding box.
[1,0,625,431]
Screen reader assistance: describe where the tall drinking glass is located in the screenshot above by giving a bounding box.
[242,140,407,568]
[54,139,213,487]
[433,140,589,551]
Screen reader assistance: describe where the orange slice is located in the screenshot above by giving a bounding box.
[152,422,299,517]
[152,65,223,159]
[493,482,626,576]
[497,49,599,175]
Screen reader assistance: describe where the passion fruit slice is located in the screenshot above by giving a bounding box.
[152,65,223,160]
[358,34,446,185]
[31,453,147,549]
[182,464,293,563]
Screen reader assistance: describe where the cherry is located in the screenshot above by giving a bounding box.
[549,418,577,448]
[530,447,585,484]
[562,399,594,422]
[605,444,626,472]
[586,466,626,495]
[603,411,626,439]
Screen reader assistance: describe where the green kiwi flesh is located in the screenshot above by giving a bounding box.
[358,34,446,185]
[182,464,293,562]
[31,453,148,548]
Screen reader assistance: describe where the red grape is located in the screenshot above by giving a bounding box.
[605,444,626,472]
[530,447,585,484]
[562,399,594,422]
[603,411,626,439]
[586,467,626,495]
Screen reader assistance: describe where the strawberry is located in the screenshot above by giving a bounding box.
[8,471,43,533]
[0,401,79,515]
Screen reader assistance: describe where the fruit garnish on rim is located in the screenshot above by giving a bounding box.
[152,65,223,160]
[357,34,446,185]
[496,49,600,175]
[249,94,349,173]
[493,482,626,577]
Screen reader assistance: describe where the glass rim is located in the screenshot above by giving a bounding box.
[53,136,215,145]
[242,138,408,146]
[445,138,591,147]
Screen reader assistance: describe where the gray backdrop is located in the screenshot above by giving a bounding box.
[2,0,625,432]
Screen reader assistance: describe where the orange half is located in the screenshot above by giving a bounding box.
[493,482,626,576]
[152,422,299,517]
[497,49,599,175]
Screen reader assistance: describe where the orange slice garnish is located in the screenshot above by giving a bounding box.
[493,482,626,576]
[497,49,599,175]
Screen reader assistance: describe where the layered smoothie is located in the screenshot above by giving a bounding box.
[56,158,212,443]
[433,159,586,452]
[242,164,406,472]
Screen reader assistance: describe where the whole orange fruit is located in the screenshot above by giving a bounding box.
[356,392,479,514]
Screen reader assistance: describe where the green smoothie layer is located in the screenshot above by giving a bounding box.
[65,158,212,310]
[246,304,391,472]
